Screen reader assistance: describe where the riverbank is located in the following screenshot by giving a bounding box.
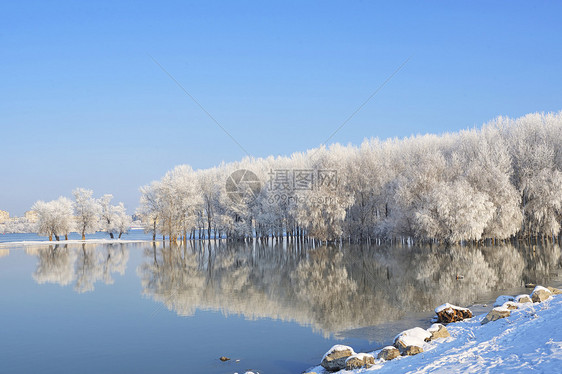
[0,238,151,247]
[0,229,153,246]
[305,288,562,373]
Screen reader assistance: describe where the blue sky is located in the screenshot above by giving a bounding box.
[1,1,561,215]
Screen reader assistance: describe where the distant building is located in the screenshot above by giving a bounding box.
[24,210,38,223]
[0,210,9,224]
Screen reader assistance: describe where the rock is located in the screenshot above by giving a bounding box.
[377,346,400,361]
[219,356,230,362]
[531,286,552,303]
[515,294,532,304]
[481,307,510,324]
[402,345,424,356]
[434,303,473,323]
[394,327,431,354]
[345,353,375,370]
[547,286,562,295]
[501,301,519,310]
[525,283,536,288]
[320,344,355,372]
[426,323,450,340]
[493,295,515,307]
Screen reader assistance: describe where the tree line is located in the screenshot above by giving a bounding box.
[31,188,132,241]
[137,112,562,245]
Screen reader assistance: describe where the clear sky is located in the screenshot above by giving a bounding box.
[1,1,561,216]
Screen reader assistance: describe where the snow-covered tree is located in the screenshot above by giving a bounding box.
[137,111,562,244]
[137,181,163,240]
[73,188,101,240]
[32,197,74,241]
[110,203,133,239]
[100,194,132,239]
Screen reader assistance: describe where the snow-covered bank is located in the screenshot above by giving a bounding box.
[0,238,151,248]
[306,290,562,373]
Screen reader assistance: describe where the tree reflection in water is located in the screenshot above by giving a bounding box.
[25,241,561,337]
[29,243,129,293]
[138,241,562,337]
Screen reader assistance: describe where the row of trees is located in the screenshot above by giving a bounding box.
[32,188,132,241]
[137,112,562,244]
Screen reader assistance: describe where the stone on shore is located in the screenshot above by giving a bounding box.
[434,303,473,323]
[427,323,450,340]
[377,346,400,361]
[547,286,562,295]
[515,294,532,304]
[345,353,375,370]
[394,327,431,354]
[320,344,355,372]
[402,345,424,356]
[501,301,519,310]
[531,286,552,303]
[481,307,510,324]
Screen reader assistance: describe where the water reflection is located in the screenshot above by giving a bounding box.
[25,241,562,337]
[29,244,129,292]
[137,241,562,337]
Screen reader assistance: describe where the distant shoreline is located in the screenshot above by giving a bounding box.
[0,238,152,248]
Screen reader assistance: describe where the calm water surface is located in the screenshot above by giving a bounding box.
[1,234,561,373]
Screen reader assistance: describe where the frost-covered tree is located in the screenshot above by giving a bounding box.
[505,113,562,238]
[100,194,132,239]
[32,197,74,241]
[0,217,35,234]
[137,181,163,240]
[73,188,101,240]
[137,111,562,244]
[297,145,354,241]
[110,203,133,239]
[414,180,495,243]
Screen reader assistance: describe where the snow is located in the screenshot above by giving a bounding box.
[426,324,443,333]
[532,285,551,294]
[0,238,150,248]
[491,306,510,313]
[307,294,562,373]
[501,301,518,309]
[434,303,469,314]
[346,353,374,362]
[394,327,431,348]
[322,345,355,361]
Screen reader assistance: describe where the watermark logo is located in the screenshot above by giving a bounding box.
[266,169,338,206]
[268,169,338,192]
[225,169,262,204]
[225,168,341,206]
